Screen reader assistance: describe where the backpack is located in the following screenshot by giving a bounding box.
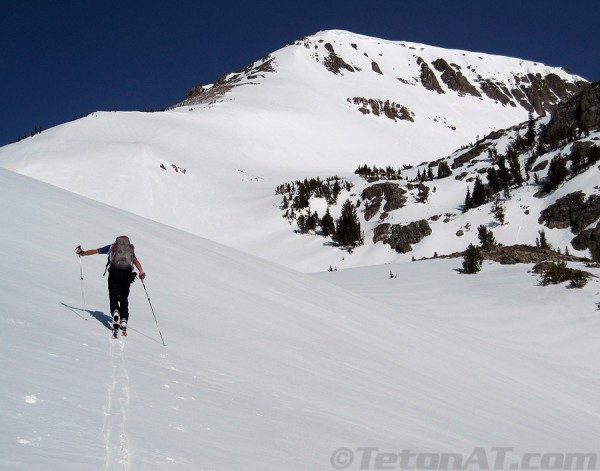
[110,236,134,271]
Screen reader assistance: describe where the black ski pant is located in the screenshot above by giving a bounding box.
[108,269,131,322]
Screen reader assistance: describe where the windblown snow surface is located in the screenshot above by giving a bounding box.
[1,168,600,470]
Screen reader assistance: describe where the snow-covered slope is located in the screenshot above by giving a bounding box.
[0,30,587,271]
[2,167,600,470]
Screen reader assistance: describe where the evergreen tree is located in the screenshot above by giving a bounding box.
[335,199,363,247]
[471,176,487,207]
[296,214,307,233]
[491,197,506,225]
[437,161,452,179]
[463,187,473,213]
[588,145,600,167]
[507,150,524,187]
[320,208,336,237]
[526,111,536,147]
[545,155,568,191]
[477,225,497,250]
[487,147,499,164]
[306,210,319,233]
[496,156,512,194]
[569,146,585,176]
[486,167,501,195]
[331,179,341,202]
[293,184,310,210]
[537,230,550,250]
[462,244,483,274]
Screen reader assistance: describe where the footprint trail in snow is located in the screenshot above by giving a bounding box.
[103,339,131,470]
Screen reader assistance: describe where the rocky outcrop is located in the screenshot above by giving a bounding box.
[479,79,513,106]
[452,142,491,168]
[539,191,600,234]
[373,220,432,253]
[512,73,589,116]
[323,43,355,74]
[362,183,407,221]
[483,245,584,265]
[179,57,276,106]
[371,61,383,75]
[541,81,600,146]
[571,223,600,251]
[432,58,481,97]
[349,97,414,122]
[417,58,444,94]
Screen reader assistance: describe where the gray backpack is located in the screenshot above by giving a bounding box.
[111,236,134,270]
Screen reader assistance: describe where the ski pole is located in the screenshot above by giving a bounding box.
[76,245,86,309]
[141,278,165,346]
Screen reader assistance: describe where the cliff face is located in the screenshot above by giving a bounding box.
[541,81,600,145]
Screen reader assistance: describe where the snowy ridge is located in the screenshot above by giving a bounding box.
[2,166,600,470]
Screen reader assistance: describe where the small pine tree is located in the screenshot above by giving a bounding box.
[570,271,589,289]
[477,225,497,250]
[546,155,568,191]
[491,197,506,225]
[437,161,452,179]
[487,167,502,195]
[462,244,483,274]
[320,208,336,237]
[508,152,524,187]
[497,156,513,192]
[526,111,536,147]
[335,199,363,248]
[296,214,307,233]
[538,230,549,250]
[471,176,487,207]
[306,210,319,233]
[463,187,473,213]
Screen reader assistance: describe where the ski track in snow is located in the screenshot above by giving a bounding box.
[103,339,131,471]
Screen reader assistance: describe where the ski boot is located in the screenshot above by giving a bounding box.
[120,319,128,337]
[112,310,120,338]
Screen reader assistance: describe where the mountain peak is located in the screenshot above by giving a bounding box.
[0,31,593,272]
[182,30,586,119]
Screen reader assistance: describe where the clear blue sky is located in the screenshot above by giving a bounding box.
[1,0,598,146]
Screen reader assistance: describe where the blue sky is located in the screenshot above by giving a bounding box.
[1,0,598,146]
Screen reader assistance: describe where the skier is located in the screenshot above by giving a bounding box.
[76,236,145,337]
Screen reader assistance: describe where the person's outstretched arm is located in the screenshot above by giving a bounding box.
[76,248,99,256]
